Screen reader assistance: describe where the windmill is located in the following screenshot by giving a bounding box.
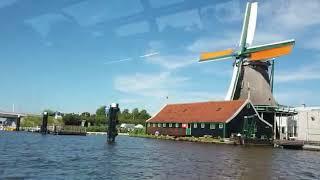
[199,1,295,106]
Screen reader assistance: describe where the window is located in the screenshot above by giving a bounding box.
[152,123,156,127]
[311,117,315,121]
[201,123,205,128]
[147,123,150,127]
[175,123,179,128]
[281,127,285,134]
[193,123,198,128]
[158,123,161,127]
[169,123,172,127]
[163,123,166,127]
[219,123,224,129]
[210,123,215,129]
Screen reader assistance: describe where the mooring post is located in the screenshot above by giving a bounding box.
[16,115,21,131]
[41,112,48,134]
[107,103,120,143]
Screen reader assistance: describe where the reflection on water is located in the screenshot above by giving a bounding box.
[0,131,319,179]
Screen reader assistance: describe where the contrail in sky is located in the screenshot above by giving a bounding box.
[104,58,132,64]
[104,52,159,64]
[139,52,159,58]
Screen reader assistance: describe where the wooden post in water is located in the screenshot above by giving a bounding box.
[41,112,48,134]
[15,115,21,131]
[107,103,120,143]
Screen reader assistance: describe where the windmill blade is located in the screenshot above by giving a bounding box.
[239,2,257,52]
[245,39,295,61]
[199,49,235,62]
[225,62,242,101]
[246,2,257,46]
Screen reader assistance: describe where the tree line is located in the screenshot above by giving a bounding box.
[62,106,151,126]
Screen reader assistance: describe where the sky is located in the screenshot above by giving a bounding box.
[0,0,320,114]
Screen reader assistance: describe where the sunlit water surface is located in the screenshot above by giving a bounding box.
[0,131,319,180]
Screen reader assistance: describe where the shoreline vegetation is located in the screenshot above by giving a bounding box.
[21,106,151,132]
[128,128,235,144]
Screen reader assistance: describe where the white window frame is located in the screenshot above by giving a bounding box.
[210,123,215,129]
[175,123,179,128]
[219,123,224,129]
[152,123,156,127]
[169,123,172,127]
[193,123,198,128]
[163,123,166,127]
[158,123,162,127]
[201,123,205,128]
[147,123,150,127]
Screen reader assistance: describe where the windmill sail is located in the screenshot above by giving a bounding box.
[246,39,295,61]
[245,2,257,46]
[199,49,234,62]
[225,2,257,101]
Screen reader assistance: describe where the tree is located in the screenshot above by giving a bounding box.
[138,109,151,121]
[63,113,81,125]
[118,109,131,124]
[96,106,106,116]
[95,106,107,125]
[132,108,139,120]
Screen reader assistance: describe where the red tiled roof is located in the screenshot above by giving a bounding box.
[147,100,247,123]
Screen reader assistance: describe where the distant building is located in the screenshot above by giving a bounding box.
[295,106,320,142]
[276,116,297,140]
[146,100,272,139]
[120,123,136,132]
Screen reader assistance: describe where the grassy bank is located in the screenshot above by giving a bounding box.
[129,132,234,144]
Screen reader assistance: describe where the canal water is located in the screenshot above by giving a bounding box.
[0,132,319,180]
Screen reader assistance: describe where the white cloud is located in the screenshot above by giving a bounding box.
[214,0,242,23]
[303,36,320,51]
[115,21,150,36]
[274,90,314,107]
[166,91,225,104]
[276,61,320,83]
[187,32,239,53]
[145,54,197,70]
[25,13,67,37]
[0,0,17,9]
[92,31,104,37]
[114,72,188,97]
[157,9,202,31]
[252,31,287,46]
[259,0,320,31]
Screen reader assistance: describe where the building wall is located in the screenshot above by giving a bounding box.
[146,123,224,137]
[147,124,186,136]
[295,107,320,142]
[190,122,224,137]
[226,104,273,139]
[275,116,297,140]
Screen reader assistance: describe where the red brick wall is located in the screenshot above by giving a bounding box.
[147,127,186,136]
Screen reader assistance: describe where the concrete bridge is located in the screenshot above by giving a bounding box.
[0,111,37,130]
[0,111,29,119]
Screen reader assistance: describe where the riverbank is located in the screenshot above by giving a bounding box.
[129,134,320,151]
[129,134,235,144]
[86,132,129,136]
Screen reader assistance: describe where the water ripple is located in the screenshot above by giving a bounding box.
[0,132,320,179]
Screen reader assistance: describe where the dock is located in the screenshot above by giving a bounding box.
[274,140,304,149]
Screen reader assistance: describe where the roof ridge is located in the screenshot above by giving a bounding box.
[166,99,246,106]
